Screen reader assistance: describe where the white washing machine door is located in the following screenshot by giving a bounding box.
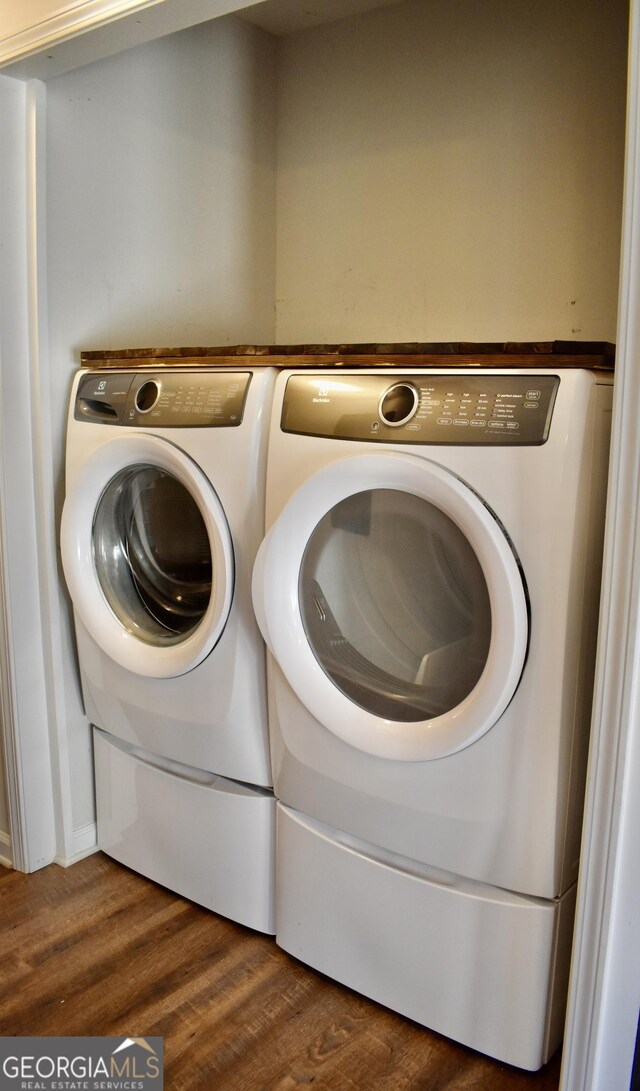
[61,433,234,678]
[253,452,528,761]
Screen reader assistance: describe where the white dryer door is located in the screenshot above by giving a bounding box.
[253,452,528,761]
[61,433,234,678]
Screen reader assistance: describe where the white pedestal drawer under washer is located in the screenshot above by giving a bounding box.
[62,367,276,933]
[252,367,613,1066]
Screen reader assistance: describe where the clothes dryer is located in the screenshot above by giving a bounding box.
[62,367,276,932]
[252,367,613,1065]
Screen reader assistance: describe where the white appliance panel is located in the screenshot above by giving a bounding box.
[276,804,576,1071]
[95,728,276,934]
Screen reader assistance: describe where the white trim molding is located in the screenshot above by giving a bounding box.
[0,0,262,80]
[26,77,80,866]
[0,73,57,872]
[0,0,166,64]
[0,830,13,870]
[561,3,640,1089]
[54,822,98,867]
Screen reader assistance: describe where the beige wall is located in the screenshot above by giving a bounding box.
[275,0,628,343]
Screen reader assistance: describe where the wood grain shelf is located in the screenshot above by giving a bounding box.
[80,341,615,371]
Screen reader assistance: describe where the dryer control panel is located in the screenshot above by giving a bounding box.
[74,370,252,427]
[281,373,560,445]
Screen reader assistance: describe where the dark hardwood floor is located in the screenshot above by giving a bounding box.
[0,853,561,1089]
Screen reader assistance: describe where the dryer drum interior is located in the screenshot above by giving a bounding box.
[299,487,492,722]
[92,463,213,645]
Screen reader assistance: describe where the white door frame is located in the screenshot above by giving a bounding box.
[0,74,57,872]
[560,3,640,1087]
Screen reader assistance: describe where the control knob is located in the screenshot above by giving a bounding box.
[378,382,419,427]
[135,379,160,414]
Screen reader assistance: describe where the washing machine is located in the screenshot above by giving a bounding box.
[61,366,276,933]
[252,366,613,1066]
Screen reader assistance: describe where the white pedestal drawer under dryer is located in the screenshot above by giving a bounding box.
[62,367,276,933]
[252,366,613,1068]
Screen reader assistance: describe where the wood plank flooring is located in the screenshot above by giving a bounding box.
[0,853,561,1089]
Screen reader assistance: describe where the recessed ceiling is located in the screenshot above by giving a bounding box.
[237,0,404,37]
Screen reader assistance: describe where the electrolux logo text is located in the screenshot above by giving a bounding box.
[0,1037,163,1091]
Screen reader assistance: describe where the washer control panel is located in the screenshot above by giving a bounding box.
[282,373,560,445]
[74,370,252,427]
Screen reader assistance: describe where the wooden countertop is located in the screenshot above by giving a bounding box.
[80,340,615,370]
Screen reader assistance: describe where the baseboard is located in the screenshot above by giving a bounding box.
[0,829,12,869]
[54,821,98,867]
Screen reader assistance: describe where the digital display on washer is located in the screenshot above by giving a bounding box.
[281,373,560,445]
[74,371,252,427]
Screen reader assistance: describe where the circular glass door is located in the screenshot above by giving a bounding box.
[253,451,529,761]
[93,464,213,647]
[299,488,492,723]
[61,433,234,678]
